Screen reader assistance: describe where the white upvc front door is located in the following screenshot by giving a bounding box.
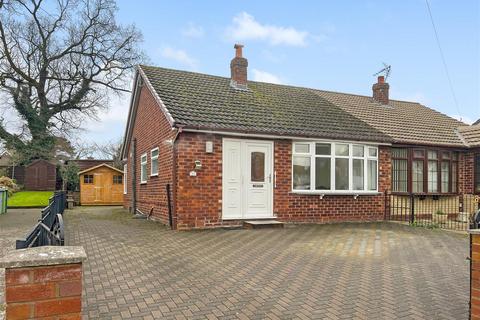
[222,138,274,220]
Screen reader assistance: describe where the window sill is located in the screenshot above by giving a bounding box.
[150,173,158,177]
[140,181,147,185]
[291,190,381,196]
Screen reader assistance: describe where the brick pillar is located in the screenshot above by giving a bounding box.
[471,231,480,319]
[0,246,86,320]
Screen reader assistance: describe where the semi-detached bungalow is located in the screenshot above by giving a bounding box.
[121,44,479,230]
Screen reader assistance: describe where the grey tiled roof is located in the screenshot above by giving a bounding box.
[458,124,480,147]
[140,65,467,146]
[140,65,391,143]
[314,90,467,147]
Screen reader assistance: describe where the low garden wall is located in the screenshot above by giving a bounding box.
[0,246,86,319]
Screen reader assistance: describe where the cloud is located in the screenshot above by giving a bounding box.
[182,23,204,38]
[159,46,197,70]
[226,12,309,46]
[252,69,283,84]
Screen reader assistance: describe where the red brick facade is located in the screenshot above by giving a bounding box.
[274,142,391,223]
[124,80,477,230]
[171,134,391,229]
[123,82,176,224]
[471,233,480,319]
[462,151,476,194]
[4,263,82,319]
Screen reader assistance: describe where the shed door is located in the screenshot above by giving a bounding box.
[94,173,104,202]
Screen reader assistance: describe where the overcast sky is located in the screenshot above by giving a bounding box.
[80,0,480,144]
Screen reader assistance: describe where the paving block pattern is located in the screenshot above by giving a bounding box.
[61,207,469,319]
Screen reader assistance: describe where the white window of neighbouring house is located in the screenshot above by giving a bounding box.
[151,148,159,176]
[292,142,378,193]
[123,164,127,194]
[140,153,147,183]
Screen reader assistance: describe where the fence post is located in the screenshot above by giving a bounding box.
[409,193,415,224]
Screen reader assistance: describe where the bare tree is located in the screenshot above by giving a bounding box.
[0,0,144,164]
[72,140,97,160]
[94,138,122,168]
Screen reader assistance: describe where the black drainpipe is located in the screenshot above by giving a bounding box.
[132,138,137,214]
[166,183,173,228]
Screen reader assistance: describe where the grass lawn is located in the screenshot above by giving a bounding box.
[8,191,54,208]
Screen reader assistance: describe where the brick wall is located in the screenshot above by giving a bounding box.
[174,133,391,229]
[123,82,176,224]
[175,133,224,229]
[471,232,480,319]
[274,141,390,223]
[5,263,82,319]
[462,151,475,194]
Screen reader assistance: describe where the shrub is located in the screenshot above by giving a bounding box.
[0,176,19,196]
[60,162,80,191]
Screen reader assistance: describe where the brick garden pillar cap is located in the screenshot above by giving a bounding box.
[469,229,480,235]
[0,246,86,269]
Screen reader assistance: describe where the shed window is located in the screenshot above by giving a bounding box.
[292,142,378,193]
[151,148,159,176]
[140,153,147,183]
[84,174,93,184]
[113,175,123,184]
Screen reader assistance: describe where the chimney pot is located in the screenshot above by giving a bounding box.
[377,76,384,84]
[234,44,244,58]
[230,44,248,90]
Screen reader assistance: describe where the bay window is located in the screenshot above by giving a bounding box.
[392,148,408,192]
[292,142,378,193]
[391,148,458,194]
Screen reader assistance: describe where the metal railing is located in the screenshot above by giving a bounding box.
[16,191,67,249]
[385,192,479,231]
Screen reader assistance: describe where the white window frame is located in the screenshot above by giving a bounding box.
[140,153,147,184]
[123,164,127,194]
[150,147,159,176]
[292,141,379,195]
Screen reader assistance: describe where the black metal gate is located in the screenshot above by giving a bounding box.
[385,192,479,231]
[16,191,67,249]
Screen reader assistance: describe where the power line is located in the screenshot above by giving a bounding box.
[425,0,462,119]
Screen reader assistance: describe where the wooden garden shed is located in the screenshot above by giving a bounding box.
[24,159,56,191]
[78,163,124,205]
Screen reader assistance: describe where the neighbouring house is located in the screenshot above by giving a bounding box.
[0,150,24,183]
[24,159,56,191]
[66,159,115,171]
[121,44,478,230]
[78,163,124,205]
[0,150,13,167]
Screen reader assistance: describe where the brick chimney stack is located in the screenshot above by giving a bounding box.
[230,44,248,90]
[372,76,389,105]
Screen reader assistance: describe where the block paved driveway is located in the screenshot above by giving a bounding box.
[0,207,469,319]
[62,206,470,319]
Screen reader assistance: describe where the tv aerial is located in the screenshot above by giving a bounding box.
[373,63,391,80]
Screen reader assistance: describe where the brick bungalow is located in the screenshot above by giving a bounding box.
[121,44,479,230]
